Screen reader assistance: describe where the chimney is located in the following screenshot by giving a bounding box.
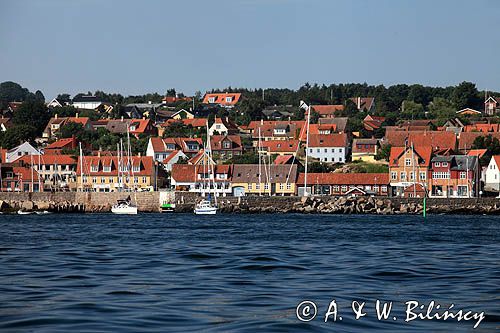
[260,118,264,125]
[97,151,101,158]
[121,116,124,122]
[55,114,58,119]
[75,112,79,118]
[357,97,361,109]
[148,101,152,105]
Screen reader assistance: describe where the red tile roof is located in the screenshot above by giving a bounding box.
[464,124,500,133]
[308,134,348,147]
[18,154,77,165]
[389,146,432,167]
[274,155,294,165]
[297,172,388,185]
[466,149,487,158]
[162,96,192,104]
[350,97,375,110]
[385,130,456,150]
[261,139,299,153]
[203,93,241,106]
[458,132,500,150]
[45,137,78,149]
[211,135,243,151]
[311,105,344,116]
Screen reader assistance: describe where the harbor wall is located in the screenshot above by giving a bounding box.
[1,191,500,214]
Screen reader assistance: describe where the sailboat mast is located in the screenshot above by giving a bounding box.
[304,104,311,196]
[79,142,84,192]
[258,127,262,196]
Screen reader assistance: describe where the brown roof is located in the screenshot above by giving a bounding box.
[385,130,456,150]
[311,105,344,116]
[261,139,299,153]
[308,134,348,147]
[211,135,243,151]
[18,154,77,165]
[232,164,297,183]
[202,93,241,106]
[389,146,433,167]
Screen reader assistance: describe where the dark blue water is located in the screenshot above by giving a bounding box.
[0,214,499,332]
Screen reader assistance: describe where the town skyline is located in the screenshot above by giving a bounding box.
[1,0,500,98]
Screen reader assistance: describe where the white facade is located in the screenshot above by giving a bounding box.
[6,142,42,163]
[485,157,500,191]
[308,146,347,163]
[209,122,228,136]
[72,101,102,109]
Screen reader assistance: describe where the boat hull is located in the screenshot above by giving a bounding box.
[111,206,138,215]
[194,207,217,215]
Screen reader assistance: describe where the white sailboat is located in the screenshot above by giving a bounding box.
[112,126,138,215]
[194,122,217,215]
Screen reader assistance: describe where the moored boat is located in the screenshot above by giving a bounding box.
[111,197,138,215]
[194,200,217,215]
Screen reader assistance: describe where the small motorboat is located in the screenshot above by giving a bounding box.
[17,210,33,215]
[194,200,217,215]
[35,210,51,215]
[160,202,176,212]
[111,196,138,215]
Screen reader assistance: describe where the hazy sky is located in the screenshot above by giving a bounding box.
[1,0,499,99]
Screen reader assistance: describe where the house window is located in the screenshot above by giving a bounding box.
[365,185,371,191]
[391,171,397,180]
[223,141,231,149]
[324,148,328,153]
[374,185,379,192]
[134,177,138,184]
[341,185,347,192]
[460,172,466,179]
[248,183,253,190]
[400,172,406,181]
[333,185,339,192]
[286,183,291,190]
[92,177,97,183]
[142,176,147,183]
[103,166,111,172]
[405,158,411,166]
[225,96,232,103]
[83,176,87,183]
[331,148,335,153]
[316,149,320,153]
[279,183,284,190]
[410,172,415,180]
[208,97,215,103]
[442,162,448,167]
[419,172,426,180]
[133,165,140,172]
[264,183,269,190]
[255,183,260,190]
[435,162,441,167]
[381,186,387,192]
[309,148,313,153]
[91,165,99,172]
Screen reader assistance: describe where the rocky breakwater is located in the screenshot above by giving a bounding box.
[0,199,86,213]
[214,196,424,214]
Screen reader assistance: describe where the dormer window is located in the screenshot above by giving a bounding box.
[130,125,136,131]
[223,141,231,149]
[103,165,111,172]
[435,162,441,167]
[442,162,448,167]
[208,97,215,103]
[91,165,99,172]
[225,96,232,103]
[133,165,140,172]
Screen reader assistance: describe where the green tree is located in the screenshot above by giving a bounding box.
[452,81,481,110]
[59,122,85,139]
[375,144,391,161]
[0,81,30,102]
[12,100,50,135]
[428,97,456,122]
[401,100,425,119]
[1,125,38,148]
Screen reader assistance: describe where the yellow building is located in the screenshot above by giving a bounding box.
[231,164,297,196]
[76,155,156,192]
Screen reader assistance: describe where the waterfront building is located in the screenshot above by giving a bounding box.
[389,145,432,197]
[247,120,306,143]
[296,172,389,196]
[76,155,156,192]
[170,164,232,197]
[231,164,297,196]
[307,134,348,164]
[0,163,41,192]
[385,130,456,151]
[428,155,479,198]
[484,156,500,192]
[18,154,78,191]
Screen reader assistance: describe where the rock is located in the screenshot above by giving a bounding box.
[21,201,34,211]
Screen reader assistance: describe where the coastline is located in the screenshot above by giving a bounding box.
[1,191,500,215]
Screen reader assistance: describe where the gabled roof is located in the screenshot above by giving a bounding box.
[72,95,101,103]
[45,137,78,149]
[456,108,481,115]
[389,146,432,167]
[211,135,243,151]
[274,155,294,165]
[350,97,375,110]
[18,154,77,165]
[162,118,208,128]
[163,150,184,164]
[318,117,348,132]
[149,137,203,153]
[77,156,153,176]
[466,149,487,158]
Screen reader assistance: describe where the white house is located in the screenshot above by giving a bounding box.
[72,95,102,109]
[4,142,42,163]
[208,117,239,136]
[162,150,187,171]
[484,155,500,192]
[307,134,348,163]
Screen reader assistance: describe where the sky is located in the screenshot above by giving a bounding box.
[1,0,499,99]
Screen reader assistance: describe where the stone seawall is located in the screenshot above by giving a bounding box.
[0,192,161,213]
[1,191,500,214]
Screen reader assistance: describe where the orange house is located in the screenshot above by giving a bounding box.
[389,146,432,197]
